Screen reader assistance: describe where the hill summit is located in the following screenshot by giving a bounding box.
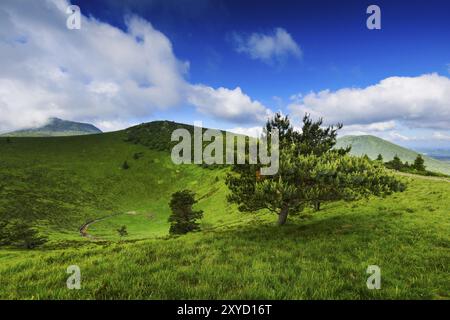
[1,117,102,137]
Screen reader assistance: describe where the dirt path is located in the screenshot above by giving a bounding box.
[79,213,122,239]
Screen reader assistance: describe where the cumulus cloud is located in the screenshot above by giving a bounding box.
[188,85,271,124]
[0,0,268,132]
[341,121,397,134]
[289,74,450,130]
[232,28,301,64]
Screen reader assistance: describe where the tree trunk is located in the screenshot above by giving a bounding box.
[278,207,289,226]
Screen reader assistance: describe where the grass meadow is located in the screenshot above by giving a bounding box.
[0,131,448,299]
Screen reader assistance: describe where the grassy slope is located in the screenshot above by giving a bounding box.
[336,135,450,175]
[0,132,243,240]
[0,177,448,299]
[0,127,449,299]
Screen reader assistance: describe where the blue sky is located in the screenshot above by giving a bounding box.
[0,0,449,149]
[76,0,450,93]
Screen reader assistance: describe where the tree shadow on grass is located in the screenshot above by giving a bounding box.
[204,210,398,247]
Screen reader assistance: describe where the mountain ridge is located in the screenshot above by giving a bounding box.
[1,117,102,137]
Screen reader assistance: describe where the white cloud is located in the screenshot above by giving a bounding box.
[432,132,450,141]
[227,126,263,138]
[188,85,271,124]
[232,28,301,64]
[289,74,450,130]
[0,0,267,132]
[341,121,397,134]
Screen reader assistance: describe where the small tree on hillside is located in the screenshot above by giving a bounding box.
[390,155,403,171]
[413,154,426,171]
[168,190,203,235]
[6,137,11,144]
[226,114,405,225]
[122,161,130,170]
[117,225,128,239]
[0,219,48,249]
[376,154,383,162]
[0,220,9,246]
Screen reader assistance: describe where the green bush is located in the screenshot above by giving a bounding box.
[168,190,203,235]
[0,219,48,249]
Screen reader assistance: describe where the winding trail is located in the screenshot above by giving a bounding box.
[79,213,123,239]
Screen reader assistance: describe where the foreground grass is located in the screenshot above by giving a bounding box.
[0,177,448,299]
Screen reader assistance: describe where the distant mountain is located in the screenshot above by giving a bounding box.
[336,135,450,175]
[415,148,450,162]
[1,118,102,137]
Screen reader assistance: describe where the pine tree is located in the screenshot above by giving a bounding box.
[226,114,405,226]
[413,154,426,171]
[376,154,383,162]
[168,190,203,235]
[390,155,403,171]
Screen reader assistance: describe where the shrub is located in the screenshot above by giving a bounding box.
[122,161,130,170]
[0,219,48,249]
[133,152,144,160]
[117,225,128,239]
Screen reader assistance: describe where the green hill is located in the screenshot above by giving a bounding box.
[336,135,450,175]
[1,117,102,137]
[0,121,246,240]
[0,122,449,299]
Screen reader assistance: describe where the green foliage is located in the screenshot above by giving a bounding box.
[376,154,383,161]
[122,161,130,170]
[0,219,47,249]
[387,154,403,171]
[227,114,404,225]
[117,225,128,238]
[133,152,144,160]
[384,154,447,178]
[413,154,426,171]
[168,190,203,235]
[125,121,195,152]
